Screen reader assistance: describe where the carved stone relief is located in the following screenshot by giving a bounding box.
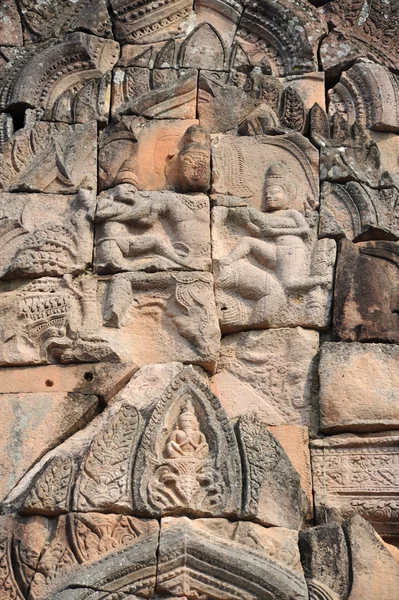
[0,275,117,366]
[0,191,95,279]
[211,327,319,426]
[312,434,399,541]
[212,205,335,332]
[101,271,220,367]
[98,117,199,192]
[1,0,399,598]
[0,121,97,194]
[94,186,211,273]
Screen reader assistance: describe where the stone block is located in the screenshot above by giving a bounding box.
[329,62,399,133]
[319,182,399,241]
[94,187,211,273]
[0,391,98,502]
[311,432,399,540]
[18,0,113,42]
[211,327,319,426]
[101,271,220,368]
[0,363,138,401]
[0,275,118,366]
[30,513,159,599]
[212,207,335,332]
[0,0,23,46]
[319,342,399,433]
[157,517,308,600]
[0,191,95,279]
[269,426,313,518]
[238,413,309,529]
[111,66,198,119]
[344,515,399,600]
[98,117,199,192]
[300,523,350,600]
[0,121,97,194]
[333,240,399,343]
[211,132,319,211]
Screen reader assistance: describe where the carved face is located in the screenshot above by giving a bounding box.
[178,150,210,192]
[264,184,290,211]
[178,412,199,432]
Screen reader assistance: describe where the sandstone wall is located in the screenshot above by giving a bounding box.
[0,1,399,599]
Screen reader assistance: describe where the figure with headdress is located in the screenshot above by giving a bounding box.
[165,405,209,459]
[219,164,330,292]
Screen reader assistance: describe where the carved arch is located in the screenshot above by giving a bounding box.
[0,33,119,116]
[237,0,327,76]
[179,23,226,70]
[133,368,242,517]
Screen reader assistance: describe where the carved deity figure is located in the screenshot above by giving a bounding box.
[216,164,334,328]
[174,125,211,193]
[165,407,209,459]
[95,184,210,272]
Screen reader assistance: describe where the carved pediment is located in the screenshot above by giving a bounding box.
[5,365,308,529]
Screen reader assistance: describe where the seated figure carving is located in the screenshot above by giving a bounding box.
[165,407,209,459]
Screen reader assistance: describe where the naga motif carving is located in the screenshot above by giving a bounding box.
[133,369,242,516]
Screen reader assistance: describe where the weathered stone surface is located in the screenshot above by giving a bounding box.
[0,514,50,599]
[157,517,308,600]
[94,186,211,273]
[211,327,319,426]
[111,66,197,119]
[198,70,322,134]
[333,240,399,343]
[30,513,159,599]
[237,413,309,529]
[0,275,117,366]
[0,0,23,46]
[269,426,313,518]
[98,117,198,192]
[329,62,399,133]
[320,1,399,73]
[101,271,220,367]
[312,432,399,540]
[344,515,399,600]
[370,131,399,188]
[300,524,350,600]
[311,108,393,189]
[319,342,399,433]
[17,0,113,41]
[212,206,335,332]
[0,363,138,401]
[236,0,327,76]
[0,33,119,123]
[211,132,319,210]
[319,182,399,241]
[109,0,193,44]
[0,191,95,279]
[0,121,97,194]
[0,392,98,502]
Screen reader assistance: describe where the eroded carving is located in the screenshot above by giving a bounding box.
[0,190,95,279]
[0,121,97,194]
[94,185,211,273]
[0,33,119,123]
[102,271,220,366]
[0,275,117,366]
[312,434,399,539]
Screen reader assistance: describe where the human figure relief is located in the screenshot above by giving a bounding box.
[216,164,334,328]
[95,183,210,272]
[165,407,209,459]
